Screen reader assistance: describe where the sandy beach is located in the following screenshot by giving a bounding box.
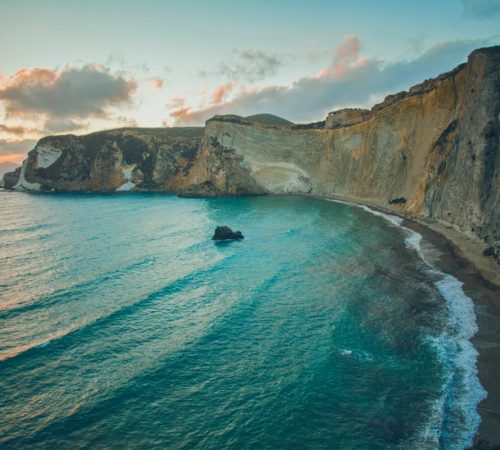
[306,193,500,448]
[404,219,500,449]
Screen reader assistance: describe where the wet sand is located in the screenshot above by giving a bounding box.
[306,194,500,448]
[403,220,500,449]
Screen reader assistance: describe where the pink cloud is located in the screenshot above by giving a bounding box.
[168,97,186,109]
[0,152,25,164]
[170,107,192,118]
[0,123,42,136]
[0,65,137,131]
[0,138,37,161]
[312,35,366,80]
[167,96,196,119]
[170,36,485,126]
[152,77,164,90]
[7,68,57,87]
[211,82,234,104]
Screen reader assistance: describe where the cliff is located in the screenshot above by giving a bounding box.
[182,46,500,258]
[3,46,499,258]
[4,127,203,192]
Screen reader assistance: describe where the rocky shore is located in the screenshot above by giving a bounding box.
[3,45,499,446]
[4,46,498,264]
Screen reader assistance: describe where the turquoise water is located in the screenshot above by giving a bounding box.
[0,192,484,449]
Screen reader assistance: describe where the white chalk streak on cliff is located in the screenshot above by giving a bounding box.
[116,165,136,191]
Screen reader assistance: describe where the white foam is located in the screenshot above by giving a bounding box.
[339,348,352,356]
[357,204,404,227]
[435,275,487,448]
[404,230,425,260]
[328,198,487,449]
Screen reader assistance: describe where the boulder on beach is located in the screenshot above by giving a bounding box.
[212,226,244,241]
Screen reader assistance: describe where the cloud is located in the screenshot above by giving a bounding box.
[151,77,164,90]
[0,138,37,164]
[0,123,42,137]
[330,35,363,79]
[0,160,22,176]
[43,118,86,133]
[170,106,192,119]
[167,97,194,120]
[211,83,235,104]
[201,49,284,82]
[168,97,186,109]
[306,49,328,62]
[0,154,24,165]
[461,0,500,19]
[116,116,139,128]
[172,36,495,125]
[0,65,137,132]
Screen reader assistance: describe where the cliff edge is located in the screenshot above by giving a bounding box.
[3,46,499,259]
[183,46,499,260]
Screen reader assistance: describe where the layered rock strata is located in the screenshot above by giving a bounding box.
[3,47,499,257]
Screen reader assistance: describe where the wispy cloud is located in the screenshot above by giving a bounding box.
[211,82,235,104]
[0,138,37,164]
[201,49,284,82]
[171,36,496,125]
[151,77,164,90]
[115,116,139,128]
[305,49,329,63]
[0,123,42,137]
[167,97,192,120]
[310,35,371,81]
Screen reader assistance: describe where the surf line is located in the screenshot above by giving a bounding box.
[325,197,487,449]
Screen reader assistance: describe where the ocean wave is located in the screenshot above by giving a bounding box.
[434,275,487,449]
[0,255,158,317]
[333,200,486,449]
[0,326,78,362]
[337,348,374,362]
[0,255,225,363]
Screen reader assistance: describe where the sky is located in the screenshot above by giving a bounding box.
[0,0,499,165]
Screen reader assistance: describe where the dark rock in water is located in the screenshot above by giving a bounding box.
[212,226,244,241]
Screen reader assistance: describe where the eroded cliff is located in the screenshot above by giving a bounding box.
[182,47,499,257]
[3,46,499,257]
[5,127,203,192]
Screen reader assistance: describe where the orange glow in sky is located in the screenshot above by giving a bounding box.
[0,153,25,164]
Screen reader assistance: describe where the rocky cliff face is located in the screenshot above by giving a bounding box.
[4,127,203,192]
[3,47,499,256]
[182,47,499,257]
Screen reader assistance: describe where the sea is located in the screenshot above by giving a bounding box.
[0,191,486,449]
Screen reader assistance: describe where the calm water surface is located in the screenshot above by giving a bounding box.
[0,192,484,449]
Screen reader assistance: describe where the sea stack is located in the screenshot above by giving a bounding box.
[212,226,244,241]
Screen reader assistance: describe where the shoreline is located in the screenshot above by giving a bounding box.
[305,193,500,449]
[402,219,500,449]
[2,188,499,446]
[302,192,500,290]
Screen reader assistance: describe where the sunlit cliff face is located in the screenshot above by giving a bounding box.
[0,0,499,166]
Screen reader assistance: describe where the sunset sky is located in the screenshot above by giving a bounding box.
[1,0,499,165]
